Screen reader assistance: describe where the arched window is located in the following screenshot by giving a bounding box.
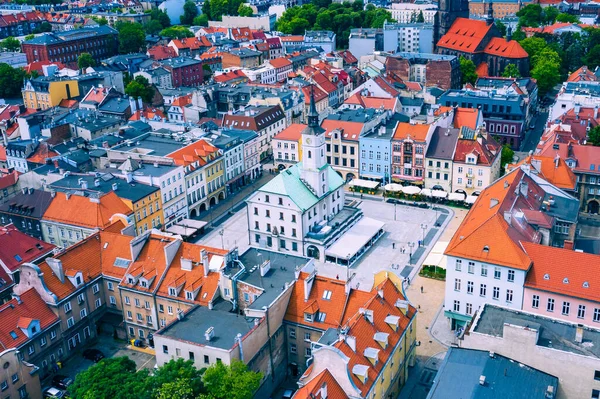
[308,151,312,159]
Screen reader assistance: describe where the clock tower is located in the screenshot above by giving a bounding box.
[301,86,328,198]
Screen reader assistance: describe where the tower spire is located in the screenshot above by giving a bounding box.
[306,85,324,135]
[486,0,494,26]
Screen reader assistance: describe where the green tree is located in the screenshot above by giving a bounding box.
[0,63,26,98]
[91,16,109,25]
[501,63,521,78]
[148,359,206,397]
[194,14,209,26]
[24,34,35,41]
[33,21,52,33]
[181,0,199,24]
[495,20,507,37]
[237,3,253,17]
[519,37,547,65]
[588,125,600,146]
[156,379,195,399]
[516,4,544,27]
[556,12,579,23]
[117,22,146,54]
[585,44,600,70]
[125,75,154,103]
[501,144,515,173]
[209,0,228,21]
[145,20,164,35]
[543,6,559,24]
[202,360,261,399]
[150,8,171,28]
[68,357,150,399]
[532,57,561,96]
[416,10,425,23]
[77,52,96,69]
[159,26,194,39]
[1,37,21,52]
[459,56,478,85]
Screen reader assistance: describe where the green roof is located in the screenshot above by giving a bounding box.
[259,163,344,211]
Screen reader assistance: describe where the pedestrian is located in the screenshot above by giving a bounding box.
[336,274,339,280]
[420,286,423,293]
[392,242,395,249]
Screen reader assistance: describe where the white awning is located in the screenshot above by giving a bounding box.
[420,188,432,196]
[465,195,478,204]
[325,217,385,260]
[432,190,448,199]
[402,186,421,195]
[449,192,466,201]
[423,241,449,269]
[384,183,403,192]
[349,179,380,189]
[166,225,198,237]
[176,219,208,229]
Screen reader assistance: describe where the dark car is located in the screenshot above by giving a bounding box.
[52,375,73,390]
[82,349,105,362]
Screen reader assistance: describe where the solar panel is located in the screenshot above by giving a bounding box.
[113,257,131,268]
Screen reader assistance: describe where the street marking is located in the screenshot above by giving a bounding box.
[136,355,155,371]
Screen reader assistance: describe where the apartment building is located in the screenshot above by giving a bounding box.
[443,167,580,330]
[41,191,132,248]
[0,189,53,240]
[0,348,42,399]
[391,123,431,185]
[424,127,459,192]
[272,124,305,170]
[167,139,226,217]
[22,76,80,111]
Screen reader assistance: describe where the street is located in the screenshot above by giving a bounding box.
[520,110,549,153]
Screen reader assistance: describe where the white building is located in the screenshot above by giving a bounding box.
[242,64,276,84]
[387,3,437,24]
[272,123,304,169]
[549,81,600,121]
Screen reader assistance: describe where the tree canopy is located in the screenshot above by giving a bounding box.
[501,64,521,78]
[149,8,171,28]
[0,63,26,98]
[193,14,209,26]
[201,360,262,399]
[237,3,253,17]
[77,53,96,69]
[1,37,21,52]
[459,56,478,86]
[181,1,200,25]
[202,0,245,22]
[587,125,600,146]
[276,0,394,48]
[159,26,194,39]
[117,22,146,54]
[125,75,154,104]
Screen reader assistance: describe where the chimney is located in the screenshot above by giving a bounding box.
[65,193,71,200]
[575,325,584,343]
[112,182,118,191]
[201,249,209,276]
[181,257,193,271]
[126,173,133,183]
[320,383,328,399]
[546,385,555,399]
[259,260,271,276]
[11,293,21,305]
[303,272,315,301]
[176,309,184,320]
[51,190,56,198]
[94,179,100,187]
[479,375,486,386]
[81,180,88,190]
[129,96,137,113]
[205,326,214,341]
[46,258,65,283]
[563,240,574,250]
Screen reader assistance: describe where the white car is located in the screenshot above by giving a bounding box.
[43,387,65,399]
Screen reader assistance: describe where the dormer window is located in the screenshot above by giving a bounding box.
[322,290,332,300]
[317,312,326,322]
[141,281,147,288]
[76,276,82,285]
[304,313,313,322]
[128,278,135,284]
[186,291,194,300]
[583,281,590,288]
[169,287,177,296]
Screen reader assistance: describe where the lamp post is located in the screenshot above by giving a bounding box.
[219,228,224,249]
[408,242,415,264]
[420,223,427,247]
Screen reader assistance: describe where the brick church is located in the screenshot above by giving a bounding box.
[436,3,529,77]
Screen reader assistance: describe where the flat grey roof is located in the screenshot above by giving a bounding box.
[235,248,309,310]
[473,304,600,359]
[158,302,258,350]
[113,134,187,157]
[426,127,460,160]
[428,347,558,399]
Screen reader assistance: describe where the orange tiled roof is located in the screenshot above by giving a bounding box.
[294,369,349,399]
[167,139,220,168]
[170,36,211,50]
[280,35,304,42]
[129,108,166,121]
[0,146,5,162]
[345,93,397,111]
[147,45,178,60]
[393,122,430,142]
[437,18,492,53]
[507,154,577,190]
[454,108,480,130]
[273,123,306,141]
[484,37,528,59]
[43,191,132,229]
[523,242,600,302]
[269,57,292,69]
[214,70,247,83]
[322,120,364,142]
[0,288,58,348]
[567,66,598,82]
[26,143,58,164]
[299,85,327,104]
[475,62,489,78]
[171,94,192,107]
[120,234,175,292]
[453,131,499,165]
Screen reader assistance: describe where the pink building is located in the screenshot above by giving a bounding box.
[522,241,600,327]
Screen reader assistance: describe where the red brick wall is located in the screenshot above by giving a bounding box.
[21,34,117,65]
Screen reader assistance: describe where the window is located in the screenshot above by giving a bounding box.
[468,262,474,274]
[11,373,18,383]
[454,279,461,291]
[67,317,74,328]
[109,296,116,305]
[481,265,487,277]
[0,381,6,391]
[290,343,297,354]
[289,328,296,338]
[578,304,586,319]
[304,332,311,341]
[77,293,85,303]
[204,355,210,364]
[304,313,313,322]
[93,284,99,294]
[507,270,515,282]
[163,345,169,354]
[107,281,114,291]
[265,195,270,203]
[41,336,47,346]
[455,259,462,271]
[453,300,460,312]
[127,311,132,319]
[466,303,473,315]
[595,370,600,381]
[506,289,513,303]
[467,281,473,294]
[50,330,57,340]
[317,312,326,322]
[80,308,87,318]
[532,295,539,309]
[594,308,600,323]
[562,301,570,315]
[547,298,555,312]
[137,313,143,321]
[305,347,312,357]
[492,287,499,300]
[322,290,332,300]
[593,389,600,399]
[494,267,501,279]
[135,298,141,307]
[480,284,487,297]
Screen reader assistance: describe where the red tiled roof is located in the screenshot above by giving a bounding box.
[538,142,600,175]
[299,85,327,105]
[147,45,177,60]
[437,18,492,53]
[0,170,18,190]
[273,123,306,141]
[269,57,292,69]
[484,37,529,59]
[568,66,598,82]
[523,242,600,302]
[23,61,66,74]
[170,37,211,51]
[171,94,192,108]
[0,224,54,272]
[129,108,166,121]
[214,70,247,83]
[0,146,5,162]
[373,76,400,97]
[475,62,489,78]
[0,288,59,349]
[43,191,132,229]
[280,35,304,42]
[507,155,577,190]
[453,132,500,165]
[393,122,430,142]
[322,120,364,141]
[345,93,397,111]
[26,143,57,165]
[59,99,78,108]
[167,139,220,168]
[293,369,349,399]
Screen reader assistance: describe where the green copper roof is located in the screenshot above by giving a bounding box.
[259,163,344,211]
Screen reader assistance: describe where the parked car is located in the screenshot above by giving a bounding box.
[282,389,295,399]
[82,348,105,362]
[52,374,73,390]
[44,387,65,398]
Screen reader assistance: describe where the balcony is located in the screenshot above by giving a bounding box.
[305,206,362,247]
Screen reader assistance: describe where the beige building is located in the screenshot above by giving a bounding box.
[462,304,600,399]
[0,348,42,399]
[425,126,459,192]
[452,128,501,195]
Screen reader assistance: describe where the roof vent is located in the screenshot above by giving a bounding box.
[583,281,589,288]
[544,273,550,280]
[479,375,486,386]
[205,326,214,341]
[563,278,569,284]
[489,351,495,358]
[483,245,489,252]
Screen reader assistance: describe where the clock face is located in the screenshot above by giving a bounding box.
[306,138,312,144]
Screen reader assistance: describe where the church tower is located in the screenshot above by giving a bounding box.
[301,86,328,198]
[486,0,494,26]
[436,0,470,42]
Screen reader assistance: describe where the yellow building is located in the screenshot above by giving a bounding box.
[22,77,79,110]
[272,123,304,170]
[292,272,418,399]
[120,184,164,235]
